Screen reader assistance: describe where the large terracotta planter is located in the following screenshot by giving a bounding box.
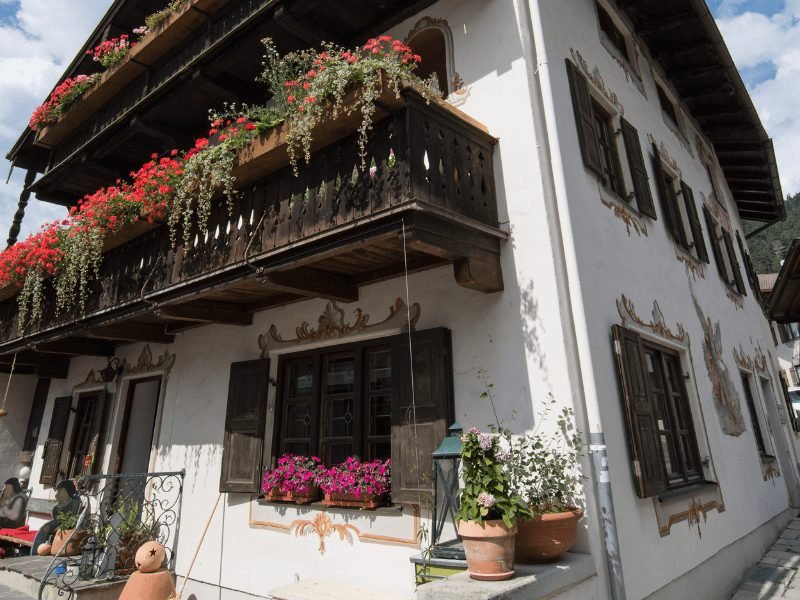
[516,508,583,563]
[50,529,86,557]
[457,519,517,581]
[322,492,386,510]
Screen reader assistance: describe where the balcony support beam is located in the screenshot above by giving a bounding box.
[153,301,253,325]
[87,323,175,344]
[33,337,115,356]
[258,268,359,303]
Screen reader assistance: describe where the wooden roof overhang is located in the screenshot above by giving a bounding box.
[768,240,800,323]
[617,0,784,223]
[6,0,440,204]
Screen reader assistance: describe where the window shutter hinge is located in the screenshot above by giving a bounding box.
[633,460,641,477]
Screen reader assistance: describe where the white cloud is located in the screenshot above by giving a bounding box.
[716,3,800,196]
[0,0,112,245]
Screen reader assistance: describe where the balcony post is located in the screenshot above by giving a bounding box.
[6,169,37,248]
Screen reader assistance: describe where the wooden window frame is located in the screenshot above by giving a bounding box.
[20,378,50,463]
[272,338,394,466]
[655,81,681,131]
[591,100,626,197]
[113,376,163,476]
[740,372,773,458]
[612,325,707,498]
[596,2,630,64]
[642,341,704,490]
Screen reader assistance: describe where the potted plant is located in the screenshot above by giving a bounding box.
[50,511,86,557]
[317,457,391,509]
[111,500,160,575]
[262,454,322,504]
[508,403,585,562]
[456,428,531,581]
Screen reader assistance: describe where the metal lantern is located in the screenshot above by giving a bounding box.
[430,422,465,560]
[79,536,100,580]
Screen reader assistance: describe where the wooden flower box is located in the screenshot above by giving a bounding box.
[34,0,231,148]
[322,492,387,510]
[263,487,320,505]
[232,74,489,189]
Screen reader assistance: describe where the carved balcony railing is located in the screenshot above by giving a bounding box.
[38,470,185,600]
[0,91,501,351]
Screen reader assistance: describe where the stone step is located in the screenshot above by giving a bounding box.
[0,556,126,600]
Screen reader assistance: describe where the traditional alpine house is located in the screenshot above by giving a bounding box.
[0,0,795,598]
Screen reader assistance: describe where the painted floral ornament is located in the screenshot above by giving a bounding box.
[135,541,165,573]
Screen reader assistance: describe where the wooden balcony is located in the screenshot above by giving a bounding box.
[0,91,504,370]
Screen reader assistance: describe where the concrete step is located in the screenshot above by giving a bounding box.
[0,582,35,599]
[0,556,126,600]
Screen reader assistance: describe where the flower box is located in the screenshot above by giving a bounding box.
[322,492,387,510]
[34,0,231,148]
[231,73,488,189]
[263,486,320,505]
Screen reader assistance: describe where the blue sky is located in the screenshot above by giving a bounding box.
[0,0,795,244]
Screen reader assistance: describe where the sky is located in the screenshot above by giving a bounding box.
[0,0,796,245]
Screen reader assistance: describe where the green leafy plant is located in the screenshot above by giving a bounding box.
[144,0,186,32]
[456,428,531,528]
[56,510,79,532]
[507,400,585,515]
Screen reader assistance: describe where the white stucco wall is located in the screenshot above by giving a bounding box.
[533,0,799,598]
[0,373,36,485]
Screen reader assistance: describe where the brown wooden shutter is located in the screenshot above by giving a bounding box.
[82,393,112,477]
[21,378,50,461]
[611,325,667,498]
[39,396,71,486]
[736,231,760,298]
[651,144,688,248]
[780,374,800,433]
[566,60,604,177]
[680,181,708,263]
[722,229,746,295]
[390,328,454,505]
[220,358,270,493]
[621,119,656,219]
[703,206,729,282]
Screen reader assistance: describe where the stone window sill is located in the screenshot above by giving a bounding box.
[415,552,596,600]
[256,498,403,515]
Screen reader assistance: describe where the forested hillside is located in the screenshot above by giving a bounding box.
[745,192,800,273]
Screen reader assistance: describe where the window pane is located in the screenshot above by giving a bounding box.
[285,401,312,440]
[326,357,355,395]
[369,394,392,437]
[369,350,392,391]
[325,443,353,466]
[325,397,354,437]
[288,361,314,398]
[369,442,391,462]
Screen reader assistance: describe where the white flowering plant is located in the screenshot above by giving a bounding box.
[456,427,532,528]
[506,398,584,515]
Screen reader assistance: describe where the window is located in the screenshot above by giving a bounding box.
[612,325,704,497]
[597,3,629,62]
[741,374,768,456]
[703,207,747,295]
[221,328,455,500]
[64,391,108,479]
[656,82,680,127]
[778,322,800,344]
[39,396,71,486]
[566,60,657,218]
[407,25,450,97]
[649,148,710,261]
[591,101,624,196]
[20,378,50,463]
[275,342,392,464]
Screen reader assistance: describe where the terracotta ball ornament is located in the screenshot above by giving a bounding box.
[135,541,166,573]
[37,543,52,556]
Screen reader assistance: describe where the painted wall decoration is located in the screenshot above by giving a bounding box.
[692,295,745,436]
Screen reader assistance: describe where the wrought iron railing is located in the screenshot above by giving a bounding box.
[38,470,185,600]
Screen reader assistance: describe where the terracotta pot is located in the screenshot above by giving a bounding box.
[50,529,86,557]
[119,569,176,600]
[264,486,320,504]
[322,492,386,510]
[263,488,292,503]
[516,508,583,563]
[457,519,517,581]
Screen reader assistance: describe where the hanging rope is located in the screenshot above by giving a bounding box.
[0,352,17,417]
[401,221,422,509]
